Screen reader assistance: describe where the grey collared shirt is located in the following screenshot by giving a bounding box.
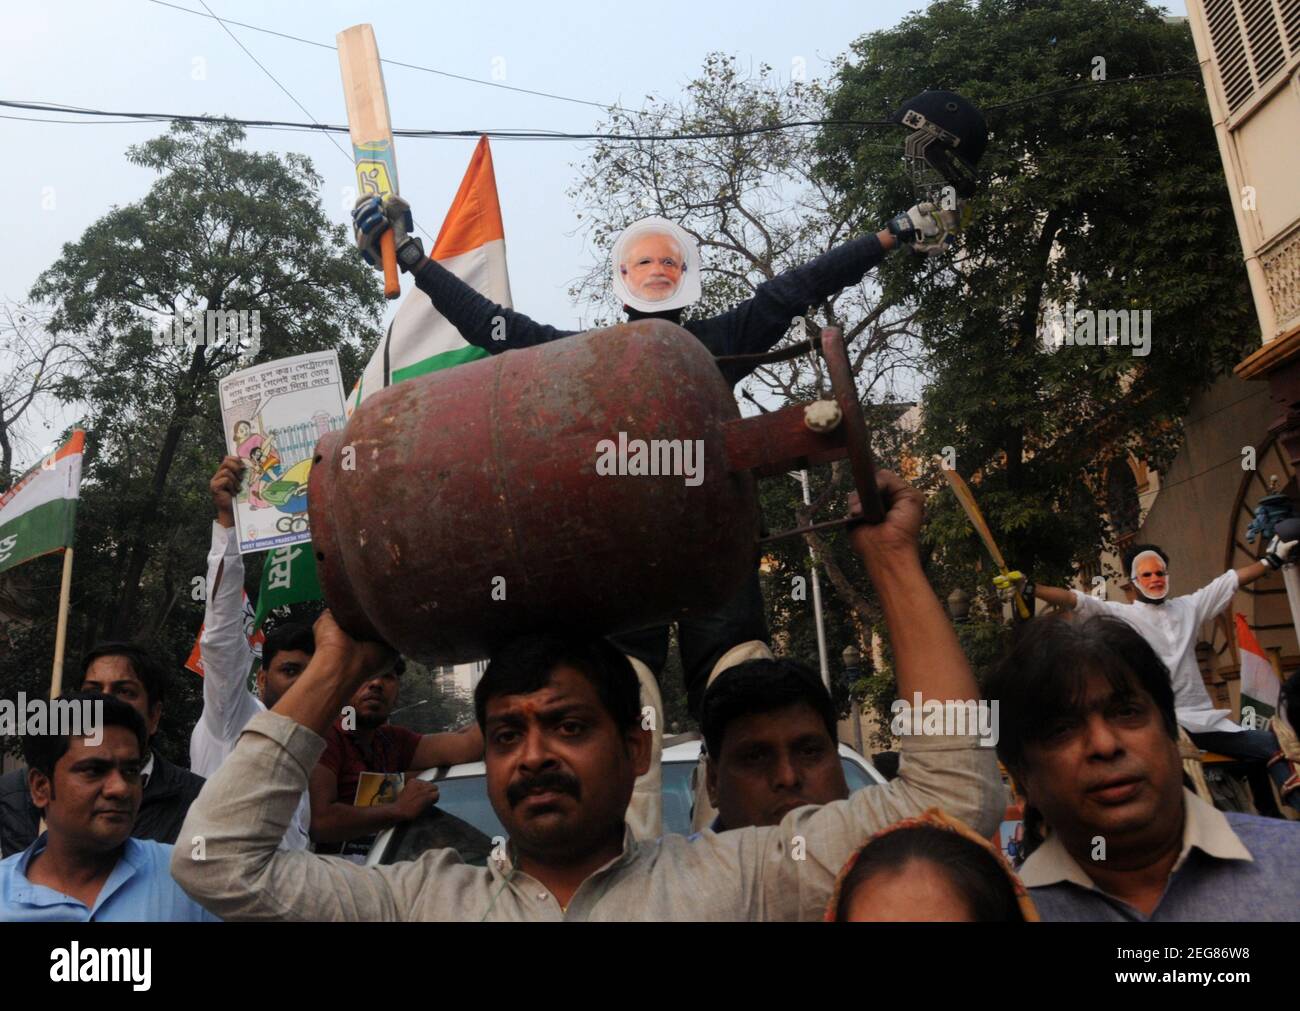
[1023,789,1300,921]
[173,710,1004,921]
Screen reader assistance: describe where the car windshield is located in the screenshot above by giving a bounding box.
[377,756,878,866]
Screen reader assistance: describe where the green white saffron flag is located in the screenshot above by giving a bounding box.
[0,429,85,575]
[255,137,511,626]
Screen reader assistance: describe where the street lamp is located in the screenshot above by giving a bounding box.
[790,470,830,691]
[842,644,865,754]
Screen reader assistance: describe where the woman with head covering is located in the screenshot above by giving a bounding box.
[826,808,1038,922]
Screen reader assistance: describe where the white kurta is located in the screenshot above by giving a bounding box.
[190,522,312,849]
[1070,570,1242,735]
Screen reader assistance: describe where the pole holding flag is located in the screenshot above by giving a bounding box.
[51,547,74,698]
[0,429,86,696]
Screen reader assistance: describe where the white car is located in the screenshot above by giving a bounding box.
[366,733,890,867]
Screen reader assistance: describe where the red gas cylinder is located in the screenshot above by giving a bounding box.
[309,320,760,664]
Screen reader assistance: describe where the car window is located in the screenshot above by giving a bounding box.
[378,755,879,864]
[659,757,880,836]
[661,762,696,836]
[381,775,505,866]
[842,756,875,793]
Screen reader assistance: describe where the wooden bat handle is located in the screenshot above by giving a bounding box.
[821,326,885,523]
[380,230,400,299]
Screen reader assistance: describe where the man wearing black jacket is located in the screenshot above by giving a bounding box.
[353,199,954,388]
[0,642,204,856]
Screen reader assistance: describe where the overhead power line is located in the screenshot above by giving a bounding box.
[193,0,353,164]
[0,63,1201,143]
[144,1,1197,118]
[0,99,894,140]
[144,0,630,113]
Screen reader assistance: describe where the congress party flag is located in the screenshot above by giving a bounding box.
[0,430,85,575]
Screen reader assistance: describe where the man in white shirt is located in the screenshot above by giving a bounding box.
[195,457,486,852]
[1032,540,1299,814]
[171,472,1006,922]
[190,456,314,848]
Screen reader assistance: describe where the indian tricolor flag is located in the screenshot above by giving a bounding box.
[0,430,85,575]
[1235,612,1280,722]
[348,135,511,412]
[256,139,510,627]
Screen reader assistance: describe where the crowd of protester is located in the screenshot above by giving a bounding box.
[2,460,1298,922]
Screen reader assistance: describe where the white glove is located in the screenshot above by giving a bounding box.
[886,202,960,255]
[1264,535,1298,569]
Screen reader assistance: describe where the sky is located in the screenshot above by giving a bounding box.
[0,0,1189,470]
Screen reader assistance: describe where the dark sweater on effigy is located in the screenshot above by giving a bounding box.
[409,234,887,387]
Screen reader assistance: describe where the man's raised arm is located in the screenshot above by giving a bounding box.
[353,194,577,353]
[690,471,1005,921]
[172,612,473,921]
[1032,583,1081,611]
[192,457,261,768]
[698,205,959,383]
[1232,534,1297,592]
[834,469,1002,833]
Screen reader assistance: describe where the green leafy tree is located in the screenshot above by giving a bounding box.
[29,120,381,642]
[3,121,382,763]
[816,0,1256,588]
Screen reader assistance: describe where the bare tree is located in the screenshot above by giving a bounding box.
[567,53,924,411]
[0,301,81,483]
[567,54,927,628]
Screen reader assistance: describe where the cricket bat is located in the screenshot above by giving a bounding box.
[940,465,1031,620]
[337,23,401,299]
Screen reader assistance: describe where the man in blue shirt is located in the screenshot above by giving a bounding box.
[0,692,216,922]
[987,614,1300,921]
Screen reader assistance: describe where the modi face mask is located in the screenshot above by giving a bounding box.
[1130,550,1170,601]
[611,216,701,313]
